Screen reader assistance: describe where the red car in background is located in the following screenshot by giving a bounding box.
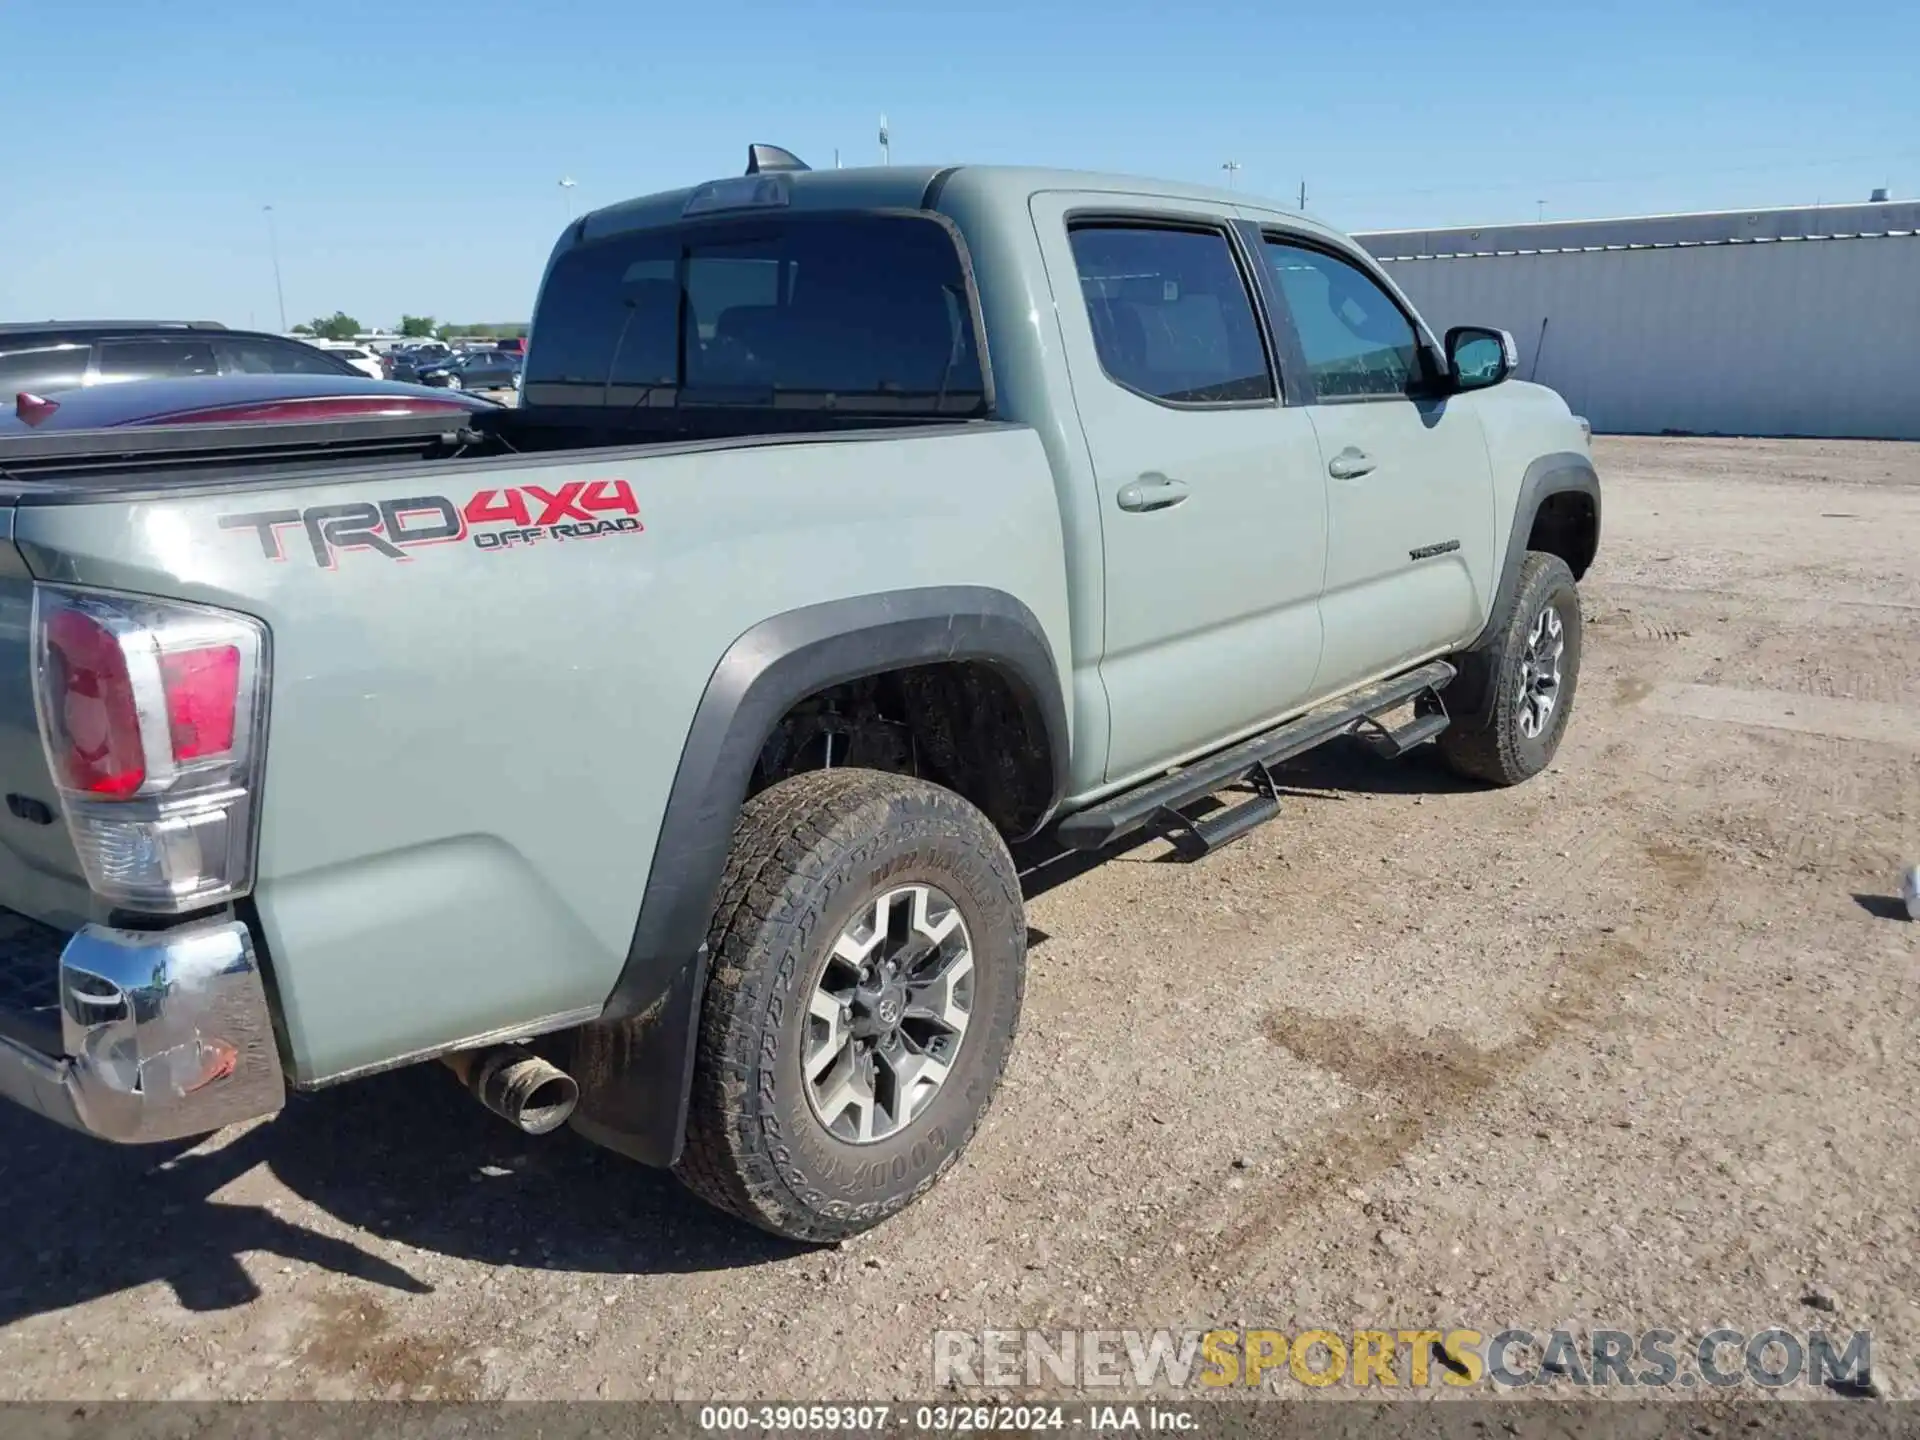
[4,374,497,432]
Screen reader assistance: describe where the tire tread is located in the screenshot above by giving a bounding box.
[675,769,1023,1243]
[1438,550,1581,786]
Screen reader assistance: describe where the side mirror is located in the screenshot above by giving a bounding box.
[1445,325,1518,391]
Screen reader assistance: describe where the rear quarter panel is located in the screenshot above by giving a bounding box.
[9,424,1067,1082]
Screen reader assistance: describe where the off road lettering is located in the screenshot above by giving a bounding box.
[220,480,640,567]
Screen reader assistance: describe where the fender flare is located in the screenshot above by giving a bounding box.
[1448,451,1601,722]
[568,585,1068,1168]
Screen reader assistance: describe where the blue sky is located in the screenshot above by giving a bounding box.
[3,0,1913,327]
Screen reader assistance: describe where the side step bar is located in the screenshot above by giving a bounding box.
[1056,660,1456,853]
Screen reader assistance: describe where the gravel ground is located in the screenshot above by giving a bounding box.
[0,436,1915,1403]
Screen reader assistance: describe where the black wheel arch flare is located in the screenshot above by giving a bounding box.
[570,585,1066,1168]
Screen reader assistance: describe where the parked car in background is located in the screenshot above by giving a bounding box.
[312,342,386,380]
[417,348,522,390]
[4,373,498,432]
[386,343,453,382]
[0,322,362,394]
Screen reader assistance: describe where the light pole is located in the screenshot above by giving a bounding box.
[1221,160,1241,191]
[559,176,578,220]
[262,205,287,333]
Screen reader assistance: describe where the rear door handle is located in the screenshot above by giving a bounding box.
[1116,474,1190,512]
[1327,447,1376,480]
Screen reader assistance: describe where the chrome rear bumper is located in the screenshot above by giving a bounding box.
[0,918,285,1143]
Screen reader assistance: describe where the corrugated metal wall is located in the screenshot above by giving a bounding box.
[1367,235,1920,439]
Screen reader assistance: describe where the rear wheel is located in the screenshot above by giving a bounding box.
[675,769,1026,1242]
[1437,551,1583,786]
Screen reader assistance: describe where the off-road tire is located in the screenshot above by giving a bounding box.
[674,768,1026,1243]
[1437,551,1583,786]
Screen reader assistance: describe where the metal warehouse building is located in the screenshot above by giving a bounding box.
[1354,200,1920,440]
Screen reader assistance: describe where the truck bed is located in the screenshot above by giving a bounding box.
[0,411,1067,1085]
[0,405,976,500]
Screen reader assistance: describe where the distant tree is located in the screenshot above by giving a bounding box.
[305,312,362,341]
[441,322,529,339]
[290,323,315,336]
[398,314,438,338]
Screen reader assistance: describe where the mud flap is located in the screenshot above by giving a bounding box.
[566,944,709,1168]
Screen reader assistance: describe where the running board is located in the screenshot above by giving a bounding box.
[1056,661,1456,853]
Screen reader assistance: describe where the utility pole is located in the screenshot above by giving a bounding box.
[1536,199,1546,221]
[559,176,577,220]
[879,114,890,166]
[262,205,287,333]
[1298,179,1308,211]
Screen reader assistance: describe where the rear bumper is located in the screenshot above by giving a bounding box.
[0,918,285,1143]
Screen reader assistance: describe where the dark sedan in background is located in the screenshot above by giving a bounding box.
[4,374,498,432]
[417,349,522,391]
[384,342,454,382]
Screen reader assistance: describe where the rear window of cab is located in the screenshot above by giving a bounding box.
[523,213,986,417]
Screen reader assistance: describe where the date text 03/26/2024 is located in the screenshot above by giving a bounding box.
[697,1405,1191,1433]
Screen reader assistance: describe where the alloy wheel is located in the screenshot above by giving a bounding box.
[803,883,974,1144]
[1516,602,1565,738]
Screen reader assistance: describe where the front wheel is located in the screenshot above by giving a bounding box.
[674,769,1026,1242]
[1437,551,1583,786]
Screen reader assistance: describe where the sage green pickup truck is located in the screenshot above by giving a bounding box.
[0,149,1598,1242]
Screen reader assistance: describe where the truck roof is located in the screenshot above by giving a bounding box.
[577,163,1348,247]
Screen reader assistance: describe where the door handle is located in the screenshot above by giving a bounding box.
[1327,447,1377,480]
[1116,474,1190,512]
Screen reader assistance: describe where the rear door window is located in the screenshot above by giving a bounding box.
[0,344,91,394]
[1067,223,1274,405]
[219,337,354,376]
[94,338,219,383]
[524,213,986,415]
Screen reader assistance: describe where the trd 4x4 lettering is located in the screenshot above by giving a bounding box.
[219,480,641,567]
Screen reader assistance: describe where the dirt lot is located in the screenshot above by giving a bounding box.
[1,436,1915,1403]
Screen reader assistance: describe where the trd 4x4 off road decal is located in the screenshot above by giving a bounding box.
[219,480,641,568]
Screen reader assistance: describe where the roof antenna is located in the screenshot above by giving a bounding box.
[746,144,809,175]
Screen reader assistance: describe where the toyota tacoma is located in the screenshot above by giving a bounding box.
[0,149,1598,1242]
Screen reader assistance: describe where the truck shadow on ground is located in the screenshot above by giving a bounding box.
[0,1065,800,1325]
[0,739,1474,1327]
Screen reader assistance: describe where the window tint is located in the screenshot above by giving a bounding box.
[220,337,353,376]
[1262,240,1422,399]
[524,214,985,414]
[1067,224,1272,405]
[94,339,218,383]
[0,344,90,394]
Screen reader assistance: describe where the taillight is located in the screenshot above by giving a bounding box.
[43,607,147,796]
[160,645,242,759]
[31,587,269,914]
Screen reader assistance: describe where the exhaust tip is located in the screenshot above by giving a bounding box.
[447,1045,579,1135]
